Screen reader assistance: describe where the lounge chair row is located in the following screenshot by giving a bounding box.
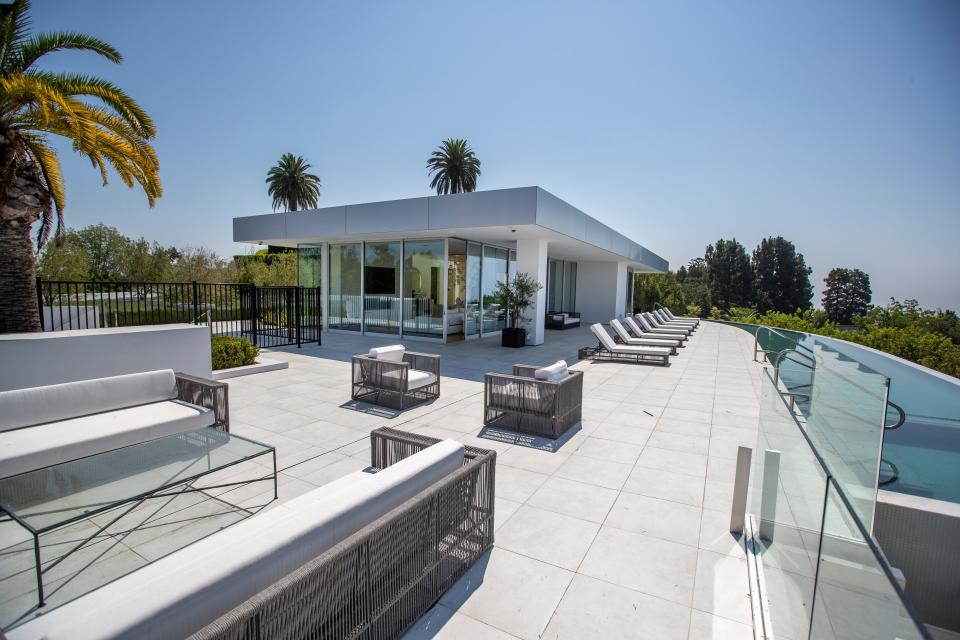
[586,310,700,366]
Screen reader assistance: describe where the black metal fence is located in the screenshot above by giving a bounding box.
[36,278,321,348]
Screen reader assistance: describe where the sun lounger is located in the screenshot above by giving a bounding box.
[609,318,679,354]
[587,323,671,365]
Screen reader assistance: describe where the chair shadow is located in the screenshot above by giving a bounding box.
[476,422,582,453]
[337,400,401,419]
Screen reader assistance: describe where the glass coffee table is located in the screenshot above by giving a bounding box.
[0,427,276,607]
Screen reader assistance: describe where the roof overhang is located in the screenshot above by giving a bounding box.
[233,186,668,272]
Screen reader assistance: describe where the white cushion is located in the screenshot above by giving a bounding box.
[590,323,617,350]
[552,314,565,321]
[0,370,177,433]
[562,316,579,325]
[9,440,465,640]
[0,400,213,479]
[381,369,437,390]
[367,345,406,362]
[534,360,568,381]
[406,369,437,390]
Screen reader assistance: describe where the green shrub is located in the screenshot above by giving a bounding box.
[686,304,702,318]
[211,336,259,370]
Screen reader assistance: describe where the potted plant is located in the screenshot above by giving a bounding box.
[492,272,543,348]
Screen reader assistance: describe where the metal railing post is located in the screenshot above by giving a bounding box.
[296,287,302,348]
[192,281,200,324]
[35,276,45,331]
[250,284,259,347]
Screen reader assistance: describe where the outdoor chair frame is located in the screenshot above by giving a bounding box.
[351,351,441,410]
[483,365,584,439]
[190,427,496,640]
[174,372,230,431]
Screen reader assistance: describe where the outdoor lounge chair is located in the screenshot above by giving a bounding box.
[610,318,679,354]
[652,309,697,329]
[545,311,581,330]
[10,428,496,640]
[660,306,701,326]
[643,312,695,334]
[352,345,440,410]
[636,313,691,339]
[625,316,686,347]
[484,360,584,439]
[588,323,671,365]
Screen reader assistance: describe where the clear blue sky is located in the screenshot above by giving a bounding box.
[33,0,960,309]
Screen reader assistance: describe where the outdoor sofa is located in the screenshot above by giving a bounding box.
[0,369,227,479]
[609,318,680,354]
[352,344,440,410]
[484,360,584,439]
[545,311,581,330]
[588,323,671,365]
[7,428,495,640]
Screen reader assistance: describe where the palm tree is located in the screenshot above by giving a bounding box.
[265,153,321,212]
[0,0,161,333]
[426,138,481,195]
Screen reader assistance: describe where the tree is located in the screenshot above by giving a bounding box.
[752,236,813,313]
[426,139,481,195]
[822,268,871,324]
[492,271,542,330]
[0,0,161,332]
[36,234,89,280]
[72,223,130,280]
[704,239,753,310]
[123,238,172,282]
[265,153,320,212]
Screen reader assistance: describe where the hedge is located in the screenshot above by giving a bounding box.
[211,336,259,370]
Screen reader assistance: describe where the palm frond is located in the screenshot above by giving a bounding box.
[15,31,121,72]
[28,71,155,137]
[0,0,31,74]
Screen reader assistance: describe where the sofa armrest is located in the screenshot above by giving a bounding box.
[352,355,409,392]
[369,427,492,470]
[512,364,540,379]
[175,372,229,432]
[403,351,440,376]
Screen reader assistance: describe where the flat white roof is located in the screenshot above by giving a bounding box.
[233,186,668,272]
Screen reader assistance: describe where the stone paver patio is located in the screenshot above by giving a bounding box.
[0,321,762,639]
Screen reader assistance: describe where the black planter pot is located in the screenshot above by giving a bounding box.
[501,327,527,348]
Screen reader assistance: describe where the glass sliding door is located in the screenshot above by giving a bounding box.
[562,261,577,312]
[465,242,482,337]
[363,241,401,334]
[403,240,444,338]
[329,243,362,331]
[547,259,561,312]
[447,239,466,341]
[482,246,508,333]
[297,244,323,288]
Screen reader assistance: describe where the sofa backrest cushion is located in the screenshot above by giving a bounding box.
[0,369,177,433]
[590,323,617,351]
[368,344,406,362]
[534,360,568,381]
[8,439,466,640]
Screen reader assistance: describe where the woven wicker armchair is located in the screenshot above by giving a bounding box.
[484,364,584,439]
[190,428,495,640]
[174,372,229,431]
[351,351,441,410]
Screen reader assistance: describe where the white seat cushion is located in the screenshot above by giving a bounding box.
[0,400,213,479]
[0,370,177,432]
[9,440,466,640]
[562,316,579,325]
[368,345,406,362]
[381,369,437,390]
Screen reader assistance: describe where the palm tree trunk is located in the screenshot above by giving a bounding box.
[0,221,40,332]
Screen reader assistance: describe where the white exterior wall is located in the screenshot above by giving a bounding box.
[515,238,549,346]
[0,324,212,392]
[575,261,628,324]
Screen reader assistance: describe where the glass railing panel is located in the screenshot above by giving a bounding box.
[802,353,889,526]
[810,479,928,640]
[752,367,829,640]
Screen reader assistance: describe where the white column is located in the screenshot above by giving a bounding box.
[321,242,330,331]
[515,238,548,346]
[614,261,629,320]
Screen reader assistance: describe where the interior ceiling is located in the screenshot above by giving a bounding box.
[256,224,662,271]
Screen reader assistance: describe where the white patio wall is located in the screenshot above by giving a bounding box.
[0,324,212,392]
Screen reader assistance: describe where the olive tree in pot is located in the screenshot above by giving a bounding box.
[492,272,543,348]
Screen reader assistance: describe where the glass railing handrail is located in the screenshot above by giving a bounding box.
[758,367,931,639]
